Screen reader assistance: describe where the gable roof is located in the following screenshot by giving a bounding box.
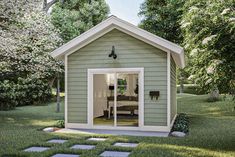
[51,15,185,68]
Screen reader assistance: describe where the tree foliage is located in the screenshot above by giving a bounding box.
[139,0,185,44]
[0,0,63,110]
[51,0,109,42]
[139,0,235,96]
[139,0,189,94]
[181,0,235,94]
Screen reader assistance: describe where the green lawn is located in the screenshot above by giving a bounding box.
[0,95,234,157]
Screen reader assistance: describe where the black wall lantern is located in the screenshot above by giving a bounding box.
[109,46,117,59]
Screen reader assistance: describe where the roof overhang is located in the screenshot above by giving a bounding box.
[51,15,185,68]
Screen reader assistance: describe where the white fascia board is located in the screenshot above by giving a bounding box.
[179,50,185,68]
[112,17,183,55]
[171,50,185,68]
[51,16,185,67]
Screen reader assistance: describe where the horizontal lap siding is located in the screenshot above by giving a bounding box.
[67,29,167,126]
[170,56,177,122]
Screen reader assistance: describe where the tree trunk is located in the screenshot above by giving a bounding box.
[209,86,220,101]
[43,0,58,12]
[48,76,56,89]
[179,72,184,94]
[56,73,60,112]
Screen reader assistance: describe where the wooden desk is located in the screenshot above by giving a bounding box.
[107,96,138,118]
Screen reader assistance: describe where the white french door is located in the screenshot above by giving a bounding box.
[88,68,144,129]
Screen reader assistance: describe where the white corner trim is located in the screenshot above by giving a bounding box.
[170,114,177,129]
[64,54,68,127]
[167,51,171,128]
[50,16,185,68]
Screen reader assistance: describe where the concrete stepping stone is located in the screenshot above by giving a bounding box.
[113,142,138,148]
[70,144,95,150]
[87,137,107,141]
[47,139,68,144]
[43,127,54,132]
[100,151,131,157]
[51,154,80,157]
[23,146,50,152]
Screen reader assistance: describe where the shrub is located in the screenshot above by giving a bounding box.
[177,84,206,95]
[0,78,52,110]
[55,120,65,128]
[206,96,221,102]
[171,113,189,133]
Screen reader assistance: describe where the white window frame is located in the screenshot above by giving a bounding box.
[87,68,144,130]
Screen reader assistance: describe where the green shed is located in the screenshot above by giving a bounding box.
[51,16,185,133]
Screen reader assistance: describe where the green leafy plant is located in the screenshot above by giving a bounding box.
[56,120,65,128]
[0,78,52,110]
[206,96,221,102]
[181,0,235,96]
[0,0,63,110]
[171,113,189,133]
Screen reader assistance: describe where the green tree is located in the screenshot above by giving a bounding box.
[139,0,185,44]
[181,0,235,98]
[0,0,63,109]
[51,0,109,42]
[139,0,188,93]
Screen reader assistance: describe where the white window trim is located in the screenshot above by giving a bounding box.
[87,68,144,130]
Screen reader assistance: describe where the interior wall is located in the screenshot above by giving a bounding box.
[93,74,109,118]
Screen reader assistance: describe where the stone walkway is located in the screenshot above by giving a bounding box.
[87,137,107,141]
[70,144,96,150]
[23,137,139,157]
[47,139,68,144]
[100,151,131,157]
[23,146,50,152]
[113,142,138,148]
[51,154,80,157]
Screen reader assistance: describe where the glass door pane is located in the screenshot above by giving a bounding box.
[93,74,115,126]
[116,73,139,127]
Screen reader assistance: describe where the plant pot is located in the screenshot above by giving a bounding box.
[103,110,109,119]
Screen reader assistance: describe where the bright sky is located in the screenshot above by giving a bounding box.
[105,0,145,26]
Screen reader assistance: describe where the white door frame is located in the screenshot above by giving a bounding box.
[87,68,144,130]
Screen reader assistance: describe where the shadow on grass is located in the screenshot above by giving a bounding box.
[131,143,234,157]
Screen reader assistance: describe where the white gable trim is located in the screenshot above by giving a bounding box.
[51,16,185,68]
